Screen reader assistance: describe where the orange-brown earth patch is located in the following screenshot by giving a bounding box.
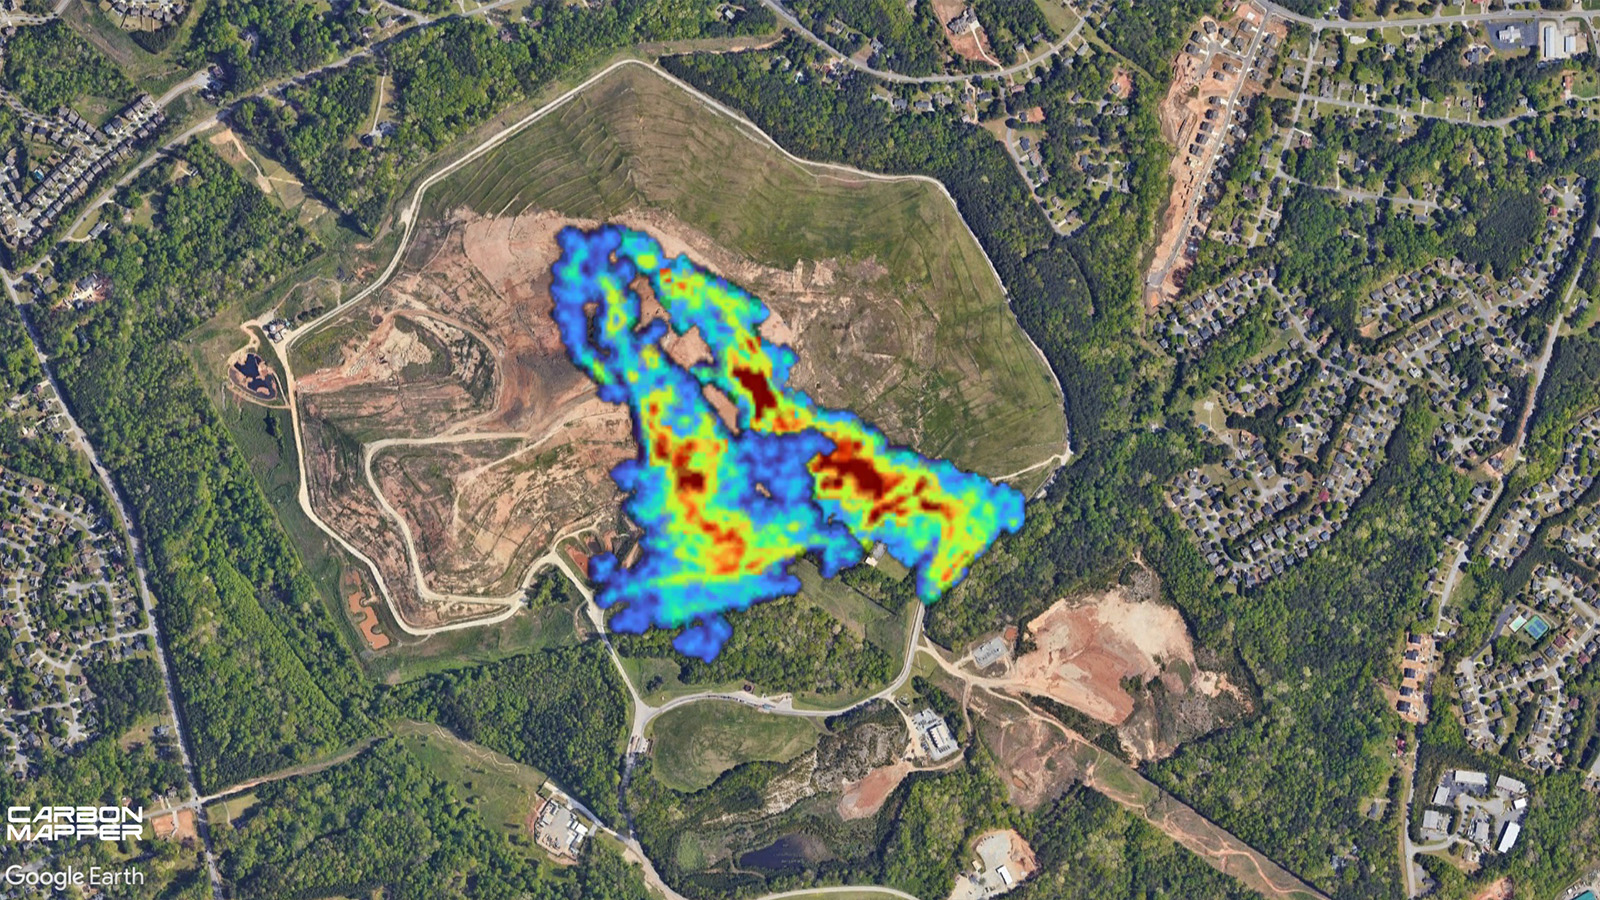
[1144,6,1277,309]
[1014,588,1197,725]
[344,566,390,650]
[836,759,912,820]
[968,690,1086,809]
[1471,877,1512,900]
[930,0,995,65]
[296,199,1022,627]
[151,809,197,843]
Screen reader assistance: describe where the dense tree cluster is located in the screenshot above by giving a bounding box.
[387,645,629,820]
[972,0,1055,65]
[35,144,371,790]
[0,21,133,113]
[184,0,370,94]
[234,4,772,232]
[233,58,394,231]
[787,0,945,75]
[216,737,655,899]
[612,594,895,697]
[1094,0,1218,79]
[1016,788,1257,900]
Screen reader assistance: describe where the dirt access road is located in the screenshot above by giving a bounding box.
[276,58,1070,638]
[923,645,1325,900]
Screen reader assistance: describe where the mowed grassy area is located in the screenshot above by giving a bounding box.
[393,720,550,853]
[421,63,1064,477]
[648,701,821,792]
[791,557,903,652]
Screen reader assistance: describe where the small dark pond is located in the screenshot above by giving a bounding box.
[233,353,280,400]
[738,833,830,872]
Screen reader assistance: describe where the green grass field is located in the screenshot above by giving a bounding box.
[394,720,550,850]
[189,326,581,684]
[792,558,894,643]
[422,63,1064,477]
[648,701,821,792]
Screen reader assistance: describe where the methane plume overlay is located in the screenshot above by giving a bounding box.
[549,225,1024,661]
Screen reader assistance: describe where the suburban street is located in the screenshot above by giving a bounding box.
[755,0,1083,85]
[3,0,1596,896]
[1,272,222,897]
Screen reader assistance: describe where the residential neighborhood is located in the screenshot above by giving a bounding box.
[1486,411,1600,566]
[0,78,164,252]
[0,423,154,776]
[1452,566,1600,772]
[1168,180,1586,589]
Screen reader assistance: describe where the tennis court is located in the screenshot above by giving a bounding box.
[1524,615,1551,640]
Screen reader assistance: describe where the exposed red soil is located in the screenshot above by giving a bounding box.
[836,759,912,820]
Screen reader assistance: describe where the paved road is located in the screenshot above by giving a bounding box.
[756,0,1079,84]
[1260,0,1600,29]
[631,603,926,739]
[1306,92,1533,129]
[2,273,223,899]
[1398,221,1595,899]
[756,889,920,900]
[1148,11,1267,293]
[0,10,54,25]
[921,641,1328,900]
[1276,169,1442,211]
[34,0,541,269]
[38,70,216,269]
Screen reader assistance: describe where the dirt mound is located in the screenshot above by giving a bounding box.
[344,567,390,650]
[1471,878,1512,900]
[1014,588,1196,725]
[296,189,1056,627]
[969,691,1084,809]
[931,0,997,66]
[836,759,912,820]
[151,809,197,843]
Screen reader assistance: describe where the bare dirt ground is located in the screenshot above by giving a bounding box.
[343,567,390,650]
[298,210,637,605]
[1008,581,1249,761]
[1144,9,1283,309]
[299,202,1031,621]
[930,0,996,66]
[1005,830,1038,876]
[1014,587,1200,725]
[1142,791,1324,900]
[1147,25,1238,310]
[1471,877,1512,900]
[1112,70,1134,101]
[971,691,1088,809]
[151,809,197,843]
[836,758,912,820]
[207,128,273,195]
[958,680,1322,900]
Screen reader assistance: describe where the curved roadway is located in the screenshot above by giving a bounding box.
[754,0,1082,84]
[273,57,1070,639]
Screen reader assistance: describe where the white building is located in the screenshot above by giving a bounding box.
[1497,821,1522,854]
[911,708,959,761]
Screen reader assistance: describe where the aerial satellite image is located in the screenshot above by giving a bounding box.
[1,0,1599,898]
